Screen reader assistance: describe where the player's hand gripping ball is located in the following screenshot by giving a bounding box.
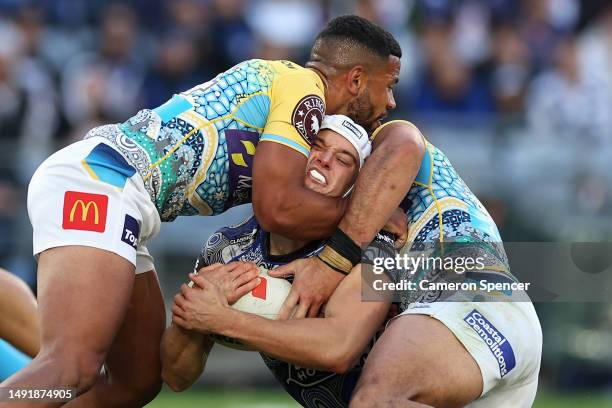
[187,264,291,350]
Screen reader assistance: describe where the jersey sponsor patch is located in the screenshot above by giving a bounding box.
[62,191,108,232]
[292,95,324,145]
[121,214,140,249]
[252,276,267,300]
[226,129,259,209]
[464,309,516,377]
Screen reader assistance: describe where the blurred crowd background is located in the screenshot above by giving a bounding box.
[0,0,611,401]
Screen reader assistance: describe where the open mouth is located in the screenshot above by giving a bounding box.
[309,168,327,186]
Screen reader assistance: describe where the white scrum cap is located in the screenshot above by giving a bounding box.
[319,115,371,168]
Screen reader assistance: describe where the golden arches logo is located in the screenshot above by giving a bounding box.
[69,200,100,224]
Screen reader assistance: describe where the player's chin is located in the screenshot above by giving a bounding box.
[366,119,381,133]
[370,118,384,131]
[304,179,328,195]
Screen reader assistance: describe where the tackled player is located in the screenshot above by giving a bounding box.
[171,121,542,408]
[162,115,394,404]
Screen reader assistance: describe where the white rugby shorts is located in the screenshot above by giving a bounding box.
[27,136,160,274]
[400,301,542,407]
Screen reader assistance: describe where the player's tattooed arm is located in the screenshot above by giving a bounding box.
[252,141,347,241]
[160,323,213,392]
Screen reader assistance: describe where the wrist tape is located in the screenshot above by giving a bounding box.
[317,228,361,274]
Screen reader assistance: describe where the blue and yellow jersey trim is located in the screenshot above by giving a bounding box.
[374,120,502,247]
[108,60,327,220]
[81,143,136,190]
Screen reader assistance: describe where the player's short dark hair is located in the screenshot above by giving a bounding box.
[315,15,402,60]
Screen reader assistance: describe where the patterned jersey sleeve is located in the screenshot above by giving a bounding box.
[194,237,215,272]
[260,72,325,158]
[194,230,226,272]
[194,215,260,272]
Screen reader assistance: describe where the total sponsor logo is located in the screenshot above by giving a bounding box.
[464,309,516,377]
[121,214,140,249]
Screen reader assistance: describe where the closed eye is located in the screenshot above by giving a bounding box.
[337,154,355,167]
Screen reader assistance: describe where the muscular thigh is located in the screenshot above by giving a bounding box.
[354,314,483,408]
[105,270,165,381]
[60,270,164,408]
[37,246,135,351]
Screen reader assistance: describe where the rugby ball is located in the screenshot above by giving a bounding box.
[208,267,291,351]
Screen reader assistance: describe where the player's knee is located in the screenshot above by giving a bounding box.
[70,352,105,392]
[350,376,415,408]
[351,376,429,408]
[113,366,163,406]
[351,378,384,408]
[38,346,105,392]
[134,373,163,405]
[161,369,191,393]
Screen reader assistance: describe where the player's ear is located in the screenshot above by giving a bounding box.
[346,65,366,96]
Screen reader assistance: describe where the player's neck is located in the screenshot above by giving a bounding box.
[269,233,308,256]
[306,66,346,114]
[306,64,329,93]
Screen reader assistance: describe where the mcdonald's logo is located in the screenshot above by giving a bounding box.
[62,191,108,232]
[70,200,99,223]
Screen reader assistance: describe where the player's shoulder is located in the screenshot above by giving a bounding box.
[268,60,324,95]
[217,214,260,241]
[199,215,261,266]
[371,120,424,143]
[260,60,325,149]
[235,59,317,81]
[267,60,310,77]
[207,214,260,249]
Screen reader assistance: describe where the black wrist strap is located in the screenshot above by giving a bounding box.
[328,227,361,265]
[317,228,361,274]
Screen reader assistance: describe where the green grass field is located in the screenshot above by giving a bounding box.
[145,387,612,408]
